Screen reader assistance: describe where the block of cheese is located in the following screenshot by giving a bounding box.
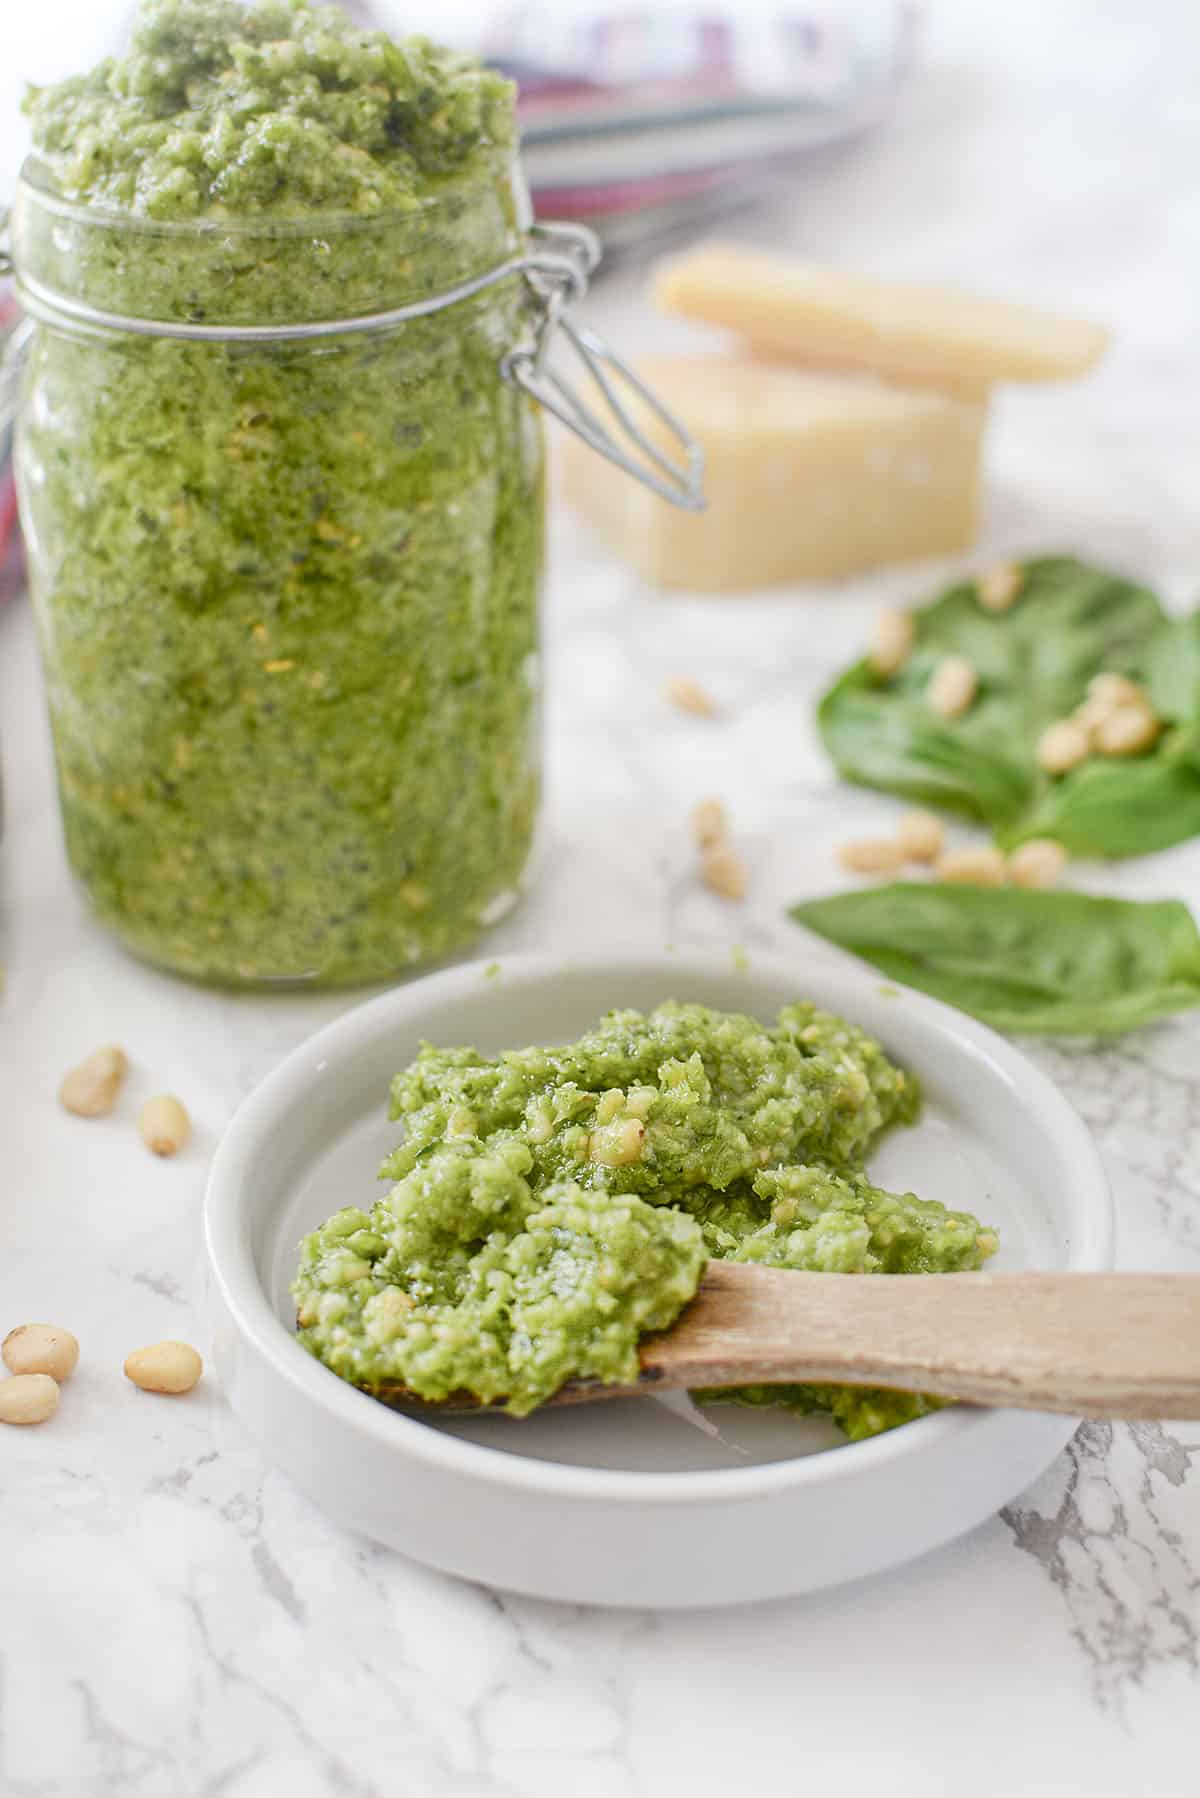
[558,355,987,593]
[653,244,1110,388]
[747,348,992,404]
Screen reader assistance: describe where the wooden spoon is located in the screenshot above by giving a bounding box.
[381,1265,1200,1419]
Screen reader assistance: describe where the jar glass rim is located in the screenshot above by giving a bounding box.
[16,152,527,243]
[11,149,532,331]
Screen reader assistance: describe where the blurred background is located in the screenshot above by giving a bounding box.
[3,0,916,244]
[5,1,1195,283]
[3,0,1199,591]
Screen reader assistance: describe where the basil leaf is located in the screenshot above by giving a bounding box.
[790,884,1200,1035]
[1010,724,1200,856]
[1143,613,1200,723]
[817,557,1193,857]
[818,661,1034,826]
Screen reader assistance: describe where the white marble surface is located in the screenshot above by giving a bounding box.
[3,2,1200,1793]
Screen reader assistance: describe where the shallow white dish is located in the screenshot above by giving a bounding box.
[204,949,1113,1608]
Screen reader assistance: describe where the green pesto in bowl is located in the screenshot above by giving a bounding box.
[294,1001,999,1437]
[15,0,543,985]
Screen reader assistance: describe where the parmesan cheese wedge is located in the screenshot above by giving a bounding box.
[747,348,991,404]
[558,355,986,593]
[653,244,1110,388]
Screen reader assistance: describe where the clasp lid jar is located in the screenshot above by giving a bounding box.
[1,172,704,511]
[0,159,701,988]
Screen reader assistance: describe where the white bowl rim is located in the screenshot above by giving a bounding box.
[204,946,1114,1506]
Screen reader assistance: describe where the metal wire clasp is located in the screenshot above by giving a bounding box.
[0,201,703,510]
[507,222,705,512]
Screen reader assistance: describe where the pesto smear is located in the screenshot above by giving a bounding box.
[294,1002,999,1437]
[18,0,542,984]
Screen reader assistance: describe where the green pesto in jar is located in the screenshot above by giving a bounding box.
[294,1001,999,1436]
[18,0,542,984]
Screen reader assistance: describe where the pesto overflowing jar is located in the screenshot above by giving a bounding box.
[2,0,699,986]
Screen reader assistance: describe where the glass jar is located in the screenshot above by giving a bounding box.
[4,156,642,987]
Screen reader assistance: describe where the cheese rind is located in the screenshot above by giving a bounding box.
[558,355,987,593]
[654,244,1109,387]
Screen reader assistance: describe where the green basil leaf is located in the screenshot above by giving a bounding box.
[1142,613,1200,722]
[1008,724,1200,856]
[817,557,1187,857]
[818,661,1034,826]
[790,884,1200,1035]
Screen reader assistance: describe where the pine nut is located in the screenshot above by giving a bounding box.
[1094,704,1161,757]
[1087,672,1143,708]
[663,675,718,718]
[977,563,1023,613]
[2,1324,79,1383]
[935,846,1007,887]
[1071,695,1117,744]
[594,1089,624,1126]
[124,1341,203,1395]
[838,838,907,875]
[589,1118,646,1168]
[895,810,945,864]
[1010,839,1067,889]
[927,655,978,719]
[691,797,728,848]
[139,1095,192,1157]
[868,609,915,678]
[59,1045,128,1118]
[701,842,747,900]
[0,1375,59,1425]
[1037,719,1090,775]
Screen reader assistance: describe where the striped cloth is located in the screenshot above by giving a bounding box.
[0,293,19,596]
[492,2,913,249]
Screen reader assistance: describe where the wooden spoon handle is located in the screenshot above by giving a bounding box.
[638,1265,1200,1419]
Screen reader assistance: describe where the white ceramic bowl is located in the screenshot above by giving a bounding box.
[204,949,1112,1608]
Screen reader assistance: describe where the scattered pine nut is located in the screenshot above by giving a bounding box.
[896,810,945,864]
[701,842,747,900]
[977,563,1024,613]
[927,654,978,719]
[139,1095,192,1158]
[2,1325,79,1384]
[0,1374,60,1426]
[1010,839,1068,890]
[1094,704,1161,758]
[691,798,728,850]
[838,838,907,876]
[868,609,915,678]
[1037,718,1091,775]
[124,1341,203,1395]
[663,675,718,718]
[59,1045,128,1118]
[1087,672,1144,708]
[691,795,746,899]
[935,846,1007,887]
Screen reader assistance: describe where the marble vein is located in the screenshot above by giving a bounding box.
[1003,1422,1200,1709]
